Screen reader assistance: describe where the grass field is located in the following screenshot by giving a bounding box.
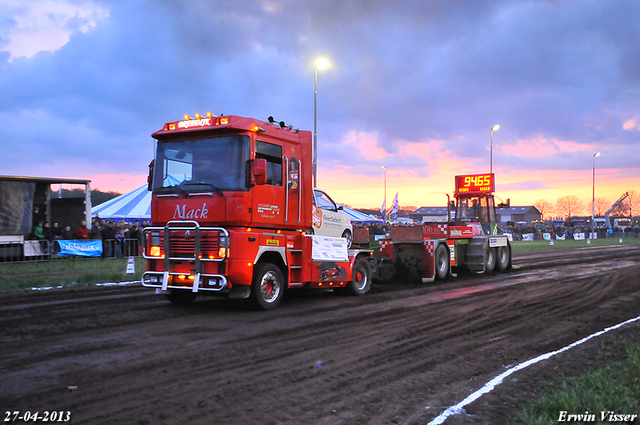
[510,236,640,253]
[510,343,640,424]
[0,257,146,292]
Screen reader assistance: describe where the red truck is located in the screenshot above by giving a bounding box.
[142,114,372,309]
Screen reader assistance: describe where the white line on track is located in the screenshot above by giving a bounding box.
[425,314,640,425]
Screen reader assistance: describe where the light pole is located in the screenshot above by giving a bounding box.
[382,165,387,218]
[591,152,601,240]
[313,58,330,187]
[490,124,500,175]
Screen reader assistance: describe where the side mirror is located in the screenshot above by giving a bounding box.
[147,160,154,191]
[337,205,343,211]
[253,158,267,185]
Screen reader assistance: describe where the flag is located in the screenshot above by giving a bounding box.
[380,198,386,218]
[58,184,62,198]
[390,193,399,220]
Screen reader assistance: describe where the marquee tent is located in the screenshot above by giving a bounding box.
[339,205,383,224]
[92,185,151,222]
[93,185,383,224]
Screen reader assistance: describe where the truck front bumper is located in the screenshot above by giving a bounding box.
[142,271,228,293]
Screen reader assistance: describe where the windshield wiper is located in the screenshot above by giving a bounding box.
[178,181,224,195]
[159,185,187,195]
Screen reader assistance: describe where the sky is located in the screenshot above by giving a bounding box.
[1,0,639,212]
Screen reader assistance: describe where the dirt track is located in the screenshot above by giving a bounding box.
[1,244,640,425]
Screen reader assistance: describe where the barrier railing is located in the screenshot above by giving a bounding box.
[0,240,51,263]
[101,238,141,258]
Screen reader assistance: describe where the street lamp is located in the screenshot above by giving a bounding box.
[313,57,330,187]
[382,165,387,218]
[591,152,601,240]
[490,124,500,175]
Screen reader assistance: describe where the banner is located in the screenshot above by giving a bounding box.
[311,235,348,261]
[390,193,399,221]
[57,240,103,257]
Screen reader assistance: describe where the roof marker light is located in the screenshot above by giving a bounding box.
[195,113,202,119]
[206,112,213,118]
[184,115,191,120]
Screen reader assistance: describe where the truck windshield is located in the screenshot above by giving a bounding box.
[456,196,495,222]
[153,135,251,193]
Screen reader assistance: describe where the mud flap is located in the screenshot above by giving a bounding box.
[229,285,251,299]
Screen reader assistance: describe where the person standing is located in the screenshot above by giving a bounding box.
[75,220,90,239]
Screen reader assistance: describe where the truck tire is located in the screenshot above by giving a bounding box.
[165,290,198,304]
[435,243,449,280]
[252,262,284,310]
[344,256,372,295]
[496,246,510,271]
[485,246,496,273]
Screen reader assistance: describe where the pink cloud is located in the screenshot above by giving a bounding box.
[499,137,592,157]
[623,119,638,130]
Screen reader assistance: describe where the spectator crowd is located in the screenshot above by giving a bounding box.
[33,217,149,258]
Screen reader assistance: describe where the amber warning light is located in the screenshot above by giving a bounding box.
[164,114,229,131]
[455,173,495,194]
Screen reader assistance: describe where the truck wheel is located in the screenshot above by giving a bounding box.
[341,229,352,248]
[344,256,372,295]
[496,246,510,271]
[165,290,198,304]
[435,243,449,280]
[485,246,496,273]
[252,262,284,310]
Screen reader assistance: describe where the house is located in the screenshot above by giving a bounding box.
[410,207,449,223]
[495,206,541,225]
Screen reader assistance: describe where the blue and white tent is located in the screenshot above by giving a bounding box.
[92,185,151,222]
[339,205,383,224]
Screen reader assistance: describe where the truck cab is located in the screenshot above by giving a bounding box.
[142,114,371,309]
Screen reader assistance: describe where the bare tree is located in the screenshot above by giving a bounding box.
[533,199,553,220]
[556,195,585,219]
[589,197,609,217]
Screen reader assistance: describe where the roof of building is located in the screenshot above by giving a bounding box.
[496,206,540,214]
[411,207,448,215]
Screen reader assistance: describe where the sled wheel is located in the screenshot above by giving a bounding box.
[484,243,496,273]
[496,246,510,271]
[435,243,449,280]
[485,246,496,273]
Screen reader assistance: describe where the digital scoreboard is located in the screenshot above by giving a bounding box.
[455,173,495,194]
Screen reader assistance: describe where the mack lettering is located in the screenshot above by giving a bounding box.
[173,203,209,220]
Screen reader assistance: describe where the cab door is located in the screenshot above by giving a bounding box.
[252,140,285,228]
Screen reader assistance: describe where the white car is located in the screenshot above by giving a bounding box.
[311,188,353,247]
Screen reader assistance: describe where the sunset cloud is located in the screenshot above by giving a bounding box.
[0,0,638,210]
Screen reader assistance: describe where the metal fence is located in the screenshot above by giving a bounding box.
[0,240,52,263]
[0,238,143,263]
[101,238,141,258]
